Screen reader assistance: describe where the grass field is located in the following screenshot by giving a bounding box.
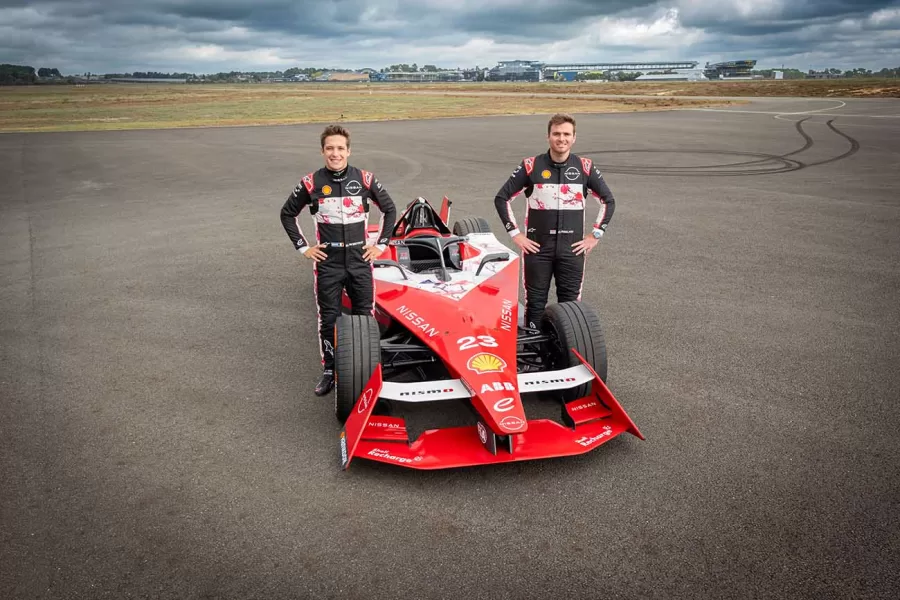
[0,78,896,133]
[0,83,729,132]
[372,78,900,97]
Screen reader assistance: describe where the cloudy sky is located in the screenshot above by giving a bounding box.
[2,0,898,74]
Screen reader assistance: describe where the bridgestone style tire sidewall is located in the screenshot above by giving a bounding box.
[541,301,608,401]
[334,314,381,423]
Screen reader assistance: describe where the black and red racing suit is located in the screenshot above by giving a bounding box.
[494,152,615,329]
[281,165,396,372]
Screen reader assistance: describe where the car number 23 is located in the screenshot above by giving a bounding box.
[457,335,498,351]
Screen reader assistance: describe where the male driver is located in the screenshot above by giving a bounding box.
[493,113,616,330]
[281,125,396,396]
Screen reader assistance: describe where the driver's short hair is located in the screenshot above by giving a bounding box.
[548,113,576,134]
[320,125,351,149]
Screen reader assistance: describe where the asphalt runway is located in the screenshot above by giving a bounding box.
[2,97,898,599]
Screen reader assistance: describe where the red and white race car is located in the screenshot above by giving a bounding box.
[335,196,643,470]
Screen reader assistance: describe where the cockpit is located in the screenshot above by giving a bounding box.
[391,198,461,278]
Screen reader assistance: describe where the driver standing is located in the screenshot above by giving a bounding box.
[493,113,616,330]
[280,125,397,396]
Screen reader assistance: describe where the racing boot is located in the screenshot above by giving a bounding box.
[315,370,334,396]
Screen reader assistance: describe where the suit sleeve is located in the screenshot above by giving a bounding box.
[493,161,530,237]
[586,165,615,232]
[368,176,396,248]
[280,182,313,250]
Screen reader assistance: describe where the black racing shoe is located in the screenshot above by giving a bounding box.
[314,370,334,396]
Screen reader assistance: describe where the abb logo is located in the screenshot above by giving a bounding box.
[480,382,515,393]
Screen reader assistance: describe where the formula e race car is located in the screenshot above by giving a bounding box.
[334,196,643,470]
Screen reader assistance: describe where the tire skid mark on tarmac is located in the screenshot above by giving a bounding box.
[817,120,861,167]
[581,117,860,177]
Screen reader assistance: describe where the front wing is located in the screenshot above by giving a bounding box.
[338,351,644,470]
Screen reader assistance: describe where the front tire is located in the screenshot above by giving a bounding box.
[334,314,381,423]
[541,301,608,401]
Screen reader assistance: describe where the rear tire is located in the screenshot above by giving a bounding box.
[334,314,381,423]
[452,217,492,236]
[541,301,608,401]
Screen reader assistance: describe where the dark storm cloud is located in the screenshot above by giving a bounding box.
[439,1,660,37]
[1,0,897,72]
[677,0,897,33]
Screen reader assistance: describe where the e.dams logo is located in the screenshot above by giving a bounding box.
[467,353,507,374]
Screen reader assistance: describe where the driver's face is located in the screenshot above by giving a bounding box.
[322,135,350,171]
[548,122,575,156]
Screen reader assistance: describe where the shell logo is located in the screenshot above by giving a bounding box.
[467,353,507,374]
[541,169,551,179]
[322,185,333,195]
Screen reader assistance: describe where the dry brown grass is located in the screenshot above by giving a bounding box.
[0,83,733,132]
[1,77,895,133]
[359,78,900,98]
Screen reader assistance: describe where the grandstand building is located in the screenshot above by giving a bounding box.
[636,69,707,82]
[703,60,757,80]
[487,60,544,82]
[485,60,702,81]
[544,61,698,81]
[370,70,465,82]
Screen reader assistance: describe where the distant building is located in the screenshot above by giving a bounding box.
[485,61,700,82]
[487,60,544,82]
[371,70,465,83]
[105,77,187,83]
[544,61,699,81]
[807,70,840,79]
[636,69,708,82]
[318,72,370,82]
[703,60,757,80]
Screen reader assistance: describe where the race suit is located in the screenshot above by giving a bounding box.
[494,152,615,329]
[281,165,396,371]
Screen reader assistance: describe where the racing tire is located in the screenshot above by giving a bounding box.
[452,217,492,236]
[541,301,608,401]
[334,314,381,423]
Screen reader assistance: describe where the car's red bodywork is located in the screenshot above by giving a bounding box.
[338,197,643,470]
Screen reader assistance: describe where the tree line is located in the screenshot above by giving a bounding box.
[1,64,37,85]
[754,67,900,79]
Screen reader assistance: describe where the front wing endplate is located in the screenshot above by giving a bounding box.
[339,353,643,470]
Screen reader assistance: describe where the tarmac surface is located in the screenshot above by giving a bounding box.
[2,97,899,599]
